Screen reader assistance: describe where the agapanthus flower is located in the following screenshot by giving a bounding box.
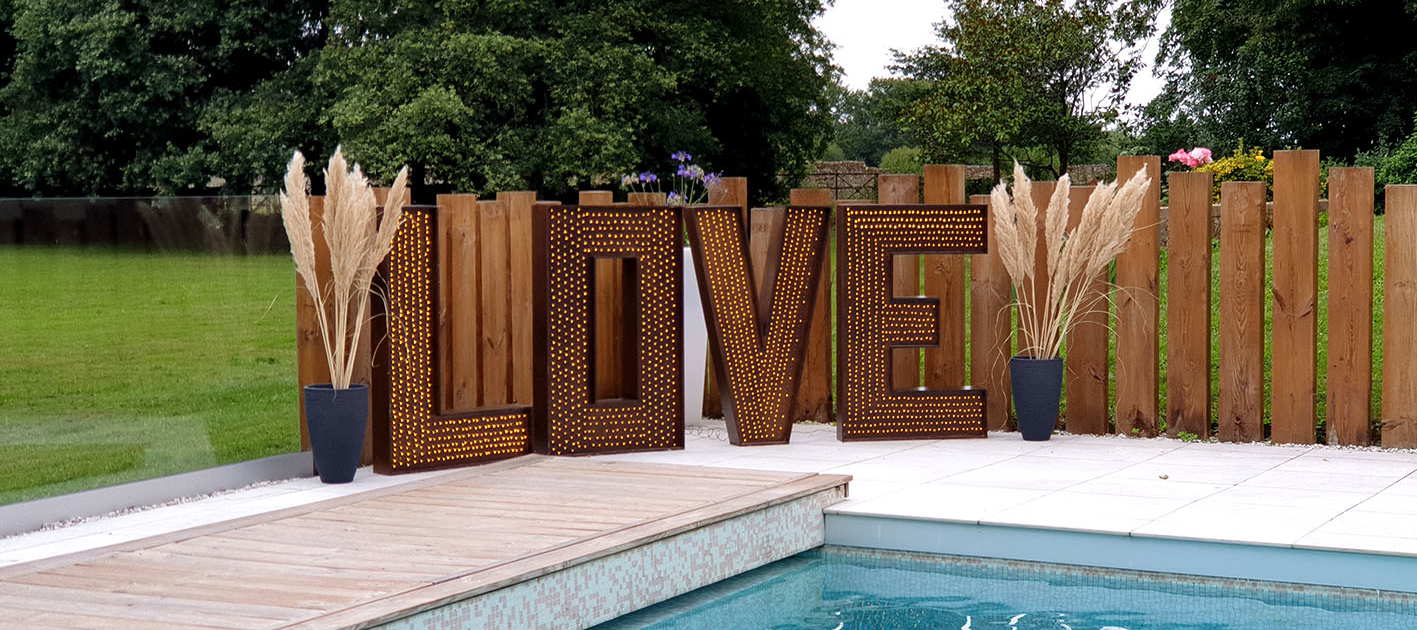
[620,174,638,188]
[676,164,693,178]
[686,165,705,180]
[703,172,723,187]
[639,172,659,183]
[671,151,692,162]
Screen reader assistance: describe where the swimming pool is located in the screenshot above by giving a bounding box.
[593,546,1417,629]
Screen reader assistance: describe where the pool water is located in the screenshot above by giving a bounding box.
[594,546,1417,629]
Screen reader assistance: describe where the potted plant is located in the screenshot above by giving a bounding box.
[279,148,409,482]
[990,163,1150,440]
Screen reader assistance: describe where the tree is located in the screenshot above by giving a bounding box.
[896,0,1154,181]
[315,0,836,201]
[830,78,930,166]
[0,0,328,195]
[1144,0,1417,161]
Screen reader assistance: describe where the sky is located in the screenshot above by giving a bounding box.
[813,0,1170,109]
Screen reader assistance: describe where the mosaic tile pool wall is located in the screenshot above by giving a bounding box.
[375,486,846,630]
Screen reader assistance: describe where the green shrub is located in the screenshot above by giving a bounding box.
[1379,115,1417,187]
[879,146,924,175]
[1196,142,1274,202]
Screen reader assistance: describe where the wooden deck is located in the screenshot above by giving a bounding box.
[0,457,848,630]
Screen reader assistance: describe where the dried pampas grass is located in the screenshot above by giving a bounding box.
[281,147,409,389]
[991,162,1150,360]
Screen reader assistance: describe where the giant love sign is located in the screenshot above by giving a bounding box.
[372,201,990,472]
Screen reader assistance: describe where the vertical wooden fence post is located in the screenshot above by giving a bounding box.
[879,174,921,390]
[703,178,748,418]
[1020,181,1053,362]
[1166,172,1214,438]
[296,196,328,453]
[583,190,625,401]
[437,194,481,409]
[1327,168,1374,446]
[499,191,537,405]
[1115,155,1161,436]
[1064,185,1109,434]
[970,193,1013,429]
[1383,186,1417,447]
[1271,150,1320,444]
[789,188,835,423]
[478,198,511,406]
[1219,182,1267,442]
[923,164,967,388]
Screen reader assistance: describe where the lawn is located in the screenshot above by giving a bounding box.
[0,247,298,505]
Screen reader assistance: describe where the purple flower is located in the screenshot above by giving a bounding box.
[667,191,682,201]
[620,174,637,188]
[671,151,692,163]
[703,172,723,187]
[639,172,658,183]
[676,164,692,178]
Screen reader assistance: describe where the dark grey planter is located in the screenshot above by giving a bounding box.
[1010,356,1063,441]
[303,384,369,483]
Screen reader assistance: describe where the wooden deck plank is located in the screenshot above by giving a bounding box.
[0,458,848,630]
[286,474,846,630]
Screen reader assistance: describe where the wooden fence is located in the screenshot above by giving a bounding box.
[0,196,287,253]
[299,152,1417,458]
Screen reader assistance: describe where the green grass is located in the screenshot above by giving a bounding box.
[0,247,297,505]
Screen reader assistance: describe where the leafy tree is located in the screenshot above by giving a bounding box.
[878,146,923,175]
[316,0,835,201]
[896,0,1154,181]
[1146,0,1417,161]
[830,78,930,166]
[0,0,328,195]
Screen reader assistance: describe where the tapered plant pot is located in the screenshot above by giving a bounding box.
[1009,356,1062,441]
[304,384,369,483]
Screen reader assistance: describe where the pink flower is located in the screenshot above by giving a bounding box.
[1168,147,1212,168]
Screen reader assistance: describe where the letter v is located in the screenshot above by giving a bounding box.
[686,205,831,445]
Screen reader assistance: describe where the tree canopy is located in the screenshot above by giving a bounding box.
[828,78,929,167]
[1140,0,1417,160]
[895,0,1154,180]
[0,0,328,195]
[0,0,835,200]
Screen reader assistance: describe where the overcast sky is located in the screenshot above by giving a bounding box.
[813,0,1170,109]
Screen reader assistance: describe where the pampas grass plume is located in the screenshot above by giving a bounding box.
[280,147,408,389]
[991,162,1151,359]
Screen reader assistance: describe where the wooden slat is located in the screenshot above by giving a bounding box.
[1219,182,1266,442]
[436,194,479,409]
[500,191,537,405]
[584,190,625,400]
[1166,172,1214,438]
[1326,168,1375,446]
[789,188,834,423]
[295,196,330,454]
[969,193,1013,430]
[1064,185,1108,434]
[1384,186,1417,447]
[478,199,511,405]
[1017,182,1054,359]
[749,207,787,311]
[879,174,920,389]
[1270,150,1320,444]
[922,164,967,388]
[703,178,748,417]
[1115,155,1161,436]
